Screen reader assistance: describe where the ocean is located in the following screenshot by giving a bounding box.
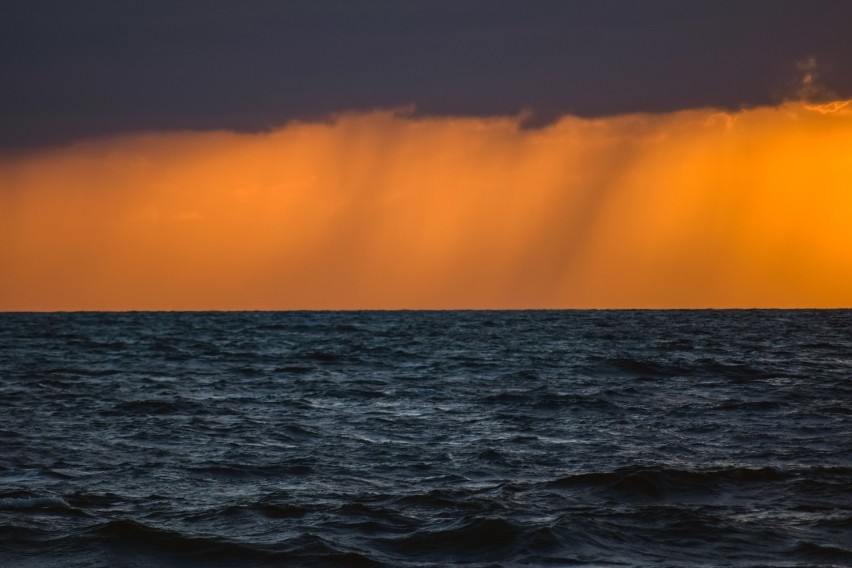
[1,310,850,567]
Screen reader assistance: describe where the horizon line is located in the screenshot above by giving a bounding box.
[2,307,850,315]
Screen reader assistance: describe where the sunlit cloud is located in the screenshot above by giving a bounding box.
[2,101,851,310]
[805,100,851,114]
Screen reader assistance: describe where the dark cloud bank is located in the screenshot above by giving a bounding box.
[3,0,852,147]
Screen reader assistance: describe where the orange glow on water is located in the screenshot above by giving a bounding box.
[2,101,852,310]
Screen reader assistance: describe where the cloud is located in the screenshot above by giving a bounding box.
[794,57,839,102]
[1,101,851,310]
[5,2,852,147]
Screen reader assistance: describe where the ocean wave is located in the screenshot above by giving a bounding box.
[2,310,850,567]
[547,465,802,499]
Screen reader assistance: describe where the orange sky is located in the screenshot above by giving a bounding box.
[1,101,851,310]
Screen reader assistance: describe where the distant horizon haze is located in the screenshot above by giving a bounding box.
[2,101,851,311]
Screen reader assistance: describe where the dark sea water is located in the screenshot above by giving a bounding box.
[1,310,851,567]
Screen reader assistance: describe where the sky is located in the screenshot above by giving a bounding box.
[2,1,852,310]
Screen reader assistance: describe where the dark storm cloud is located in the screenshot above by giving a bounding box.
[3,0,852,147]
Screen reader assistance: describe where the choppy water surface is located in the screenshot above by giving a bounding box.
[1,310,851,567]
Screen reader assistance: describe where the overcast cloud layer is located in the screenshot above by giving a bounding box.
[3,0,852,147]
